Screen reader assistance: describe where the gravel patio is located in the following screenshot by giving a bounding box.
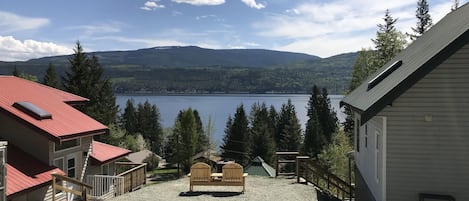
[109,175,318,201]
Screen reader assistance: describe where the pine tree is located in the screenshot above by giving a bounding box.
[169,108,198,173]
[408,0,432,41]
[372,9,407,68]
[220,104,250,165]
[344,10,406,137]
[277,100,302,152]
[193,110,209,153]
[249,103,276,165]
[452,0,459,11]
[62,42,117,125]
[121,99,138,134]
[136,101,163,154]
[303,86,338,157]
[43,63,61,89]
[268,105,278,147]
[12,66,19,77]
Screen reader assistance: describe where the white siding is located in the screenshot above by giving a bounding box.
[355,115,386,201]
[380,43,469,201]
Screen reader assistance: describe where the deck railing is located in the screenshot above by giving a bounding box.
[87,175,124,200]
[115,162,147,193]
[52,173,92,201]
[296,156,354,201]
[275,152,299,176]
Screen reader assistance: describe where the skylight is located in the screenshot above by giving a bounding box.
[367,60,403,91]
[13,101,52,120]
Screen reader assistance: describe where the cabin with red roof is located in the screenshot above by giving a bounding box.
[0,76,131,201]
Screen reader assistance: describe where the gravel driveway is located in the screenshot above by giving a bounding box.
[109,176,317,201]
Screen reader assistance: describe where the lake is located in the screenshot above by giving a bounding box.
[116,94,344,146]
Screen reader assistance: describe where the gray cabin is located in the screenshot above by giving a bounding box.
[341,4,469,201]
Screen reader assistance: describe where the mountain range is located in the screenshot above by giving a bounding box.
[0,46,357,94]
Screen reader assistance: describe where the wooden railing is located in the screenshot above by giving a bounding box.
[52,173,92,201]
[296,156,354,201]
[115,162,147,193]
[275,152,299,176]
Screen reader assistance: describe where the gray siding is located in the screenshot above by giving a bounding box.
[380,43,469,201]
[0,113,50,164]
[355,115,386,201]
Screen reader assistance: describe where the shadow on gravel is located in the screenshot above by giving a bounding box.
[316,191,341,201]
[179,191,242,197]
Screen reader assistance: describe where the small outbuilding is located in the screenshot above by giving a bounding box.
[245,156,275,177]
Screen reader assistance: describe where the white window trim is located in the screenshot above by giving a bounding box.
[54,138,82,153]
[375,131,380,183]
[66,155,77,179]
[53,157,65,170]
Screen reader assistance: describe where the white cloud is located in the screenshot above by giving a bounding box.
[0,36,72,61]
[94,36,187,47]
[253,0,457,57]
[171,0,225,6]
[0,11,49,34]
[241,0,265,9]
[196,14,216,20]
[66,23,122,36]
[141,1,165,11]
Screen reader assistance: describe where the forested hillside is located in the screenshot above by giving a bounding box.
[0,46,357,94]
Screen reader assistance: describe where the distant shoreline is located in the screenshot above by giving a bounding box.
[115,92,312,96]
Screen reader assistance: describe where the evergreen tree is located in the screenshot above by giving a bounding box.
[171,108,198,172]
[317,130,353,181]
[452,0,459,11]
[136,101,163,154]
[220,104,250,165]
[43,63,61,88]
[193,110,209,153]
[408,0,432,41]
[62,42,118,126]
[344,10,406,137]
[303,86,338,157]
[249,103,276,165]
[268,105,278,147]
[12,66,19,77]
[121,99,138,134]
[277,100,302,152]
[372,9,407,68]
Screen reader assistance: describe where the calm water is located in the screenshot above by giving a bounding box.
[116,94,344,146]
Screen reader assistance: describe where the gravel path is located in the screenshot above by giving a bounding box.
[110,176,317,201]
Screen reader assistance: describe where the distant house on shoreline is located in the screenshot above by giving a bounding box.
[341,4,469,201]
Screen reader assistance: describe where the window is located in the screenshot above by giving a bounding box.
[375,131,381,182]
[54,157,64,170]
[365,125,368,149]
[356,119,360,152]
[53,158,65,195]
[67,157,76,178]
[54,139,80,152]
[102,164,110,175]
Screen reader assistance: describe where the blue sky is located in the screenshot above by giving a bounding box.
[0,0,466,61]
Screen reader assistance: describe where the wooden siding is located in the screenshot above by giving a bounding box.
[355,115,385,201]
[10,185,65,201]
[0,113,50,164]
[380,43,469,201]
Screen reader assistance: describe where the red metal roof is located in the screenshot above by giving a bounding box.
[91,141,130,164]
[0,76,107,142]
[6,145,65,198]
